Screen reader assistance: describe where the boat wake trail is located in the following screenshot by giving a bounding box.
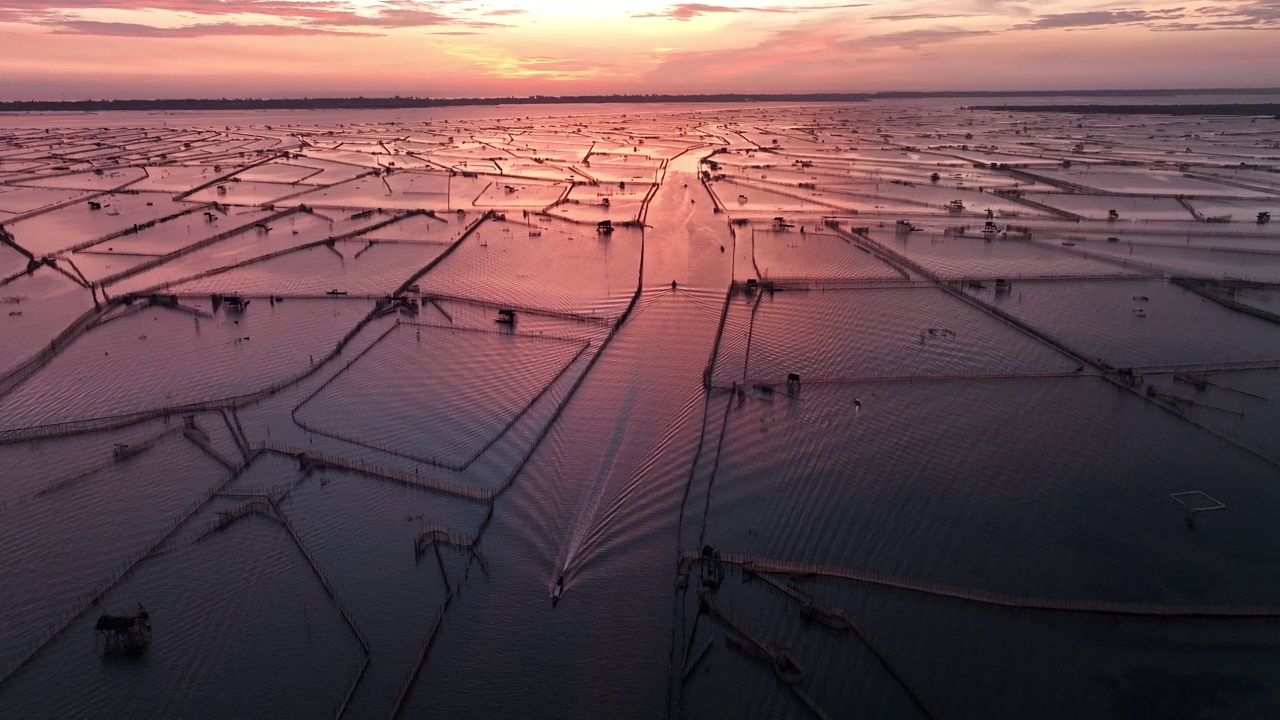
[555,384,702,583]
[556,379,641,581]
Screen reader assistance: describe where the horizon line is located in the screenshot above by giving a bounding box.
[2,87,1279,114]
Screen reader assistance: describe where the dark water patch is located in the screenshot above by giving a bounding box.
[813,580,1280,719]
[0,516,363,719]
[679,569,931,720]
[1165,369,1280,462]
[278,469,483,717]
[973,279,1280,368]
[753,228,904,282]
[358,211,461,243]
[0,417,180,505]
[888,232,1142,280]
[168,239,450,297]
[15,166,147,192]
[0,300,361,430]
[294,323,587,470]
[1075,242,1280,283]
[107,210,389,296]
[0,185,93,219]
[6,192,186,257]
[0,439,223,679]
[0,268,94,377]
[76,207,275,259]
[418,217,642,318]
[700,378,1280,604]
[740,287,1076,383]
[289,173,451,211]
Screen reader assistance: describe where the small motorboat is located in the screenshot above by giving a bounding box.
[551,576,565,606]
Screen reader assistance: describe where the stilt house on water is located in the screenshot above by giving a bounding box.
[95,605,151,655]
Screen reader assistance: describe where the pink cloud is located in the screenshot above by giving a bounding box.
[634,2,868,21]
[47,19,379,35]
[4,0,509,35]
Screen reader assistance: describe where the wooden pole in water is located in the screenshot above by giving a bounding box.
[433,542,450,595]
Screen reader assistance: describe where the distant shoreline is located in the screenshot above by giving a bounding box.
[970,103,1280,117]
[1,88,1278,114]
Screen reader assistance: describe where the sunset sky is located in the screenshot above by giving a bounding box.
[1,0,1278,100]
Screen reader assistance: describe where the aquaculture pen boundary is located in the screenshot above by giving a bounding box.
[96,204,308,289]
[390,185,649,717]
[696,591,838,720]
[390,212,490,296]
[709,370,1096,392]
[682,552,1280,618]
[1028,236,1195,279]
[1,186,126,226]
[181,492,374,719]
[0,455,261,688]
[172,152,289,202]
[401,318,599,345]
[291,329,590,473]
[1174,278,1280,325]
[0,296,398,445]
[119,209,422,295]
[263,169,382,206]
[749,232,910,284]
[1001,166,1278,202]
[183,422,241,472]
[993,190,1087,221]
[669,372,732,718]
[0,300,112,401]
[61,201,219,255]
[33,425,186,498]
[406,290,619,326]
[829,224,1103,369]
[701,286,735,388]
[1182,170,1280,197]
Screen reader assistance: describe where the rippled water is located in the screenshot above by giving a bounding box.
[2,101,1279,719]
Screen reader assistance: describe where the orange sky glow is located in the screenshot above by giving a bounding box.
[1,0,1278,100]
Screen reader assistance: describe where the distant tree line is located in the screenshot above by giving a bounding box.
[971,104,1280,117]
[0,94,868,113]
[1,88,1277,113]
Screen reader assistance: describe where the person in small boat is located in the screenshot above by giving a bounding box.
[853,398,862,409]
